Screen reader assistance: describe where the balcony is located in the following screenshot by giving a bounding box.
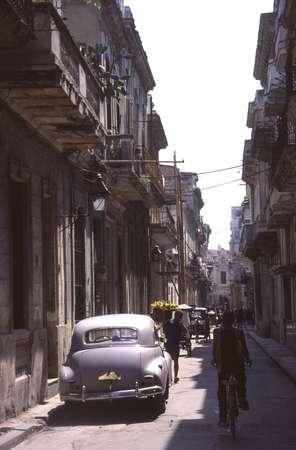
[149,206,177,249]
[0,0,33,48]
[104,137,164,207]
[143,147,165,204]
[253,220,278,256]
[274,24,288,74]
[242,140,257,185]
[273,145,296,192]
[240,224,262,261]
[265,60,286,116]
[252,116,278,162]
[246,101,256,129]
[253,13,275,85]
[247,90,264,129]
[272,263,296,277]
[266,190,296,229]
[0,2,105,154]
[188,257,208,281]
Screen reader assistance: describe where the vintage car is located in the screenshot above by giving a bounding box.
[59,314,172,413]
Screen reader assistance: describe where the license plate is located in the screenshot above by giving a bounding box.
[98,371,122,381]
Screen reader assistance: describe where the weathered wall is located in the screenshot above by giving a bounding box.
[0,106,94,421]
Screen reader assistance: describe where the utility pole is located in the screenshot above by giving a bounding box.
[174,152,186,304]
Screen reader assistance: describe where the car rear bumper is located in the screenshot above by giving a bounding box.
[60,384,163,402]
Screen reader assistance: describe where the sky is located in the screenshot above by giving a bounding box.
[125,0,275,249]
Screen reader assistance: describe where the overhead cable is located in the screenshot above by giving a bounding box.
[197,164,242,175]
[200,178,244,190]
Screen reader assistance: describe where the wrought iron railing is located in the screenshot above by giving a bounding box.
[6,0,33,26]
[143,147,164,192]
[239,223,255,253]
[149,206,176,235]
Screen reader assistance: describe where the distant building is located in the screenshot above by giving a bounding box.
[207,248,231,309]
[229,203,254,311]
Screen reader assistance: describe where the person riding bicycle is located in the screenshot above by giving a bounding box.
[212,310,252,427]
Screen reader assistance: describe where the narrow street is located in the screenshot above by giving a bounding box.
[12,334,296,450]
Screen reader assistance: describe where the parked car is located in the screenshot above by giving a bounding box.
[59,314,172,413]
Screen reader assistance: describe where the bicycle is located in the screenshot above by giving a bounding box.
[223,374,239,440]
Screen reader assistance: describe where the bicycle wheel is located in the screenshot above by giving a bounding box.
[227,388,238,439]
[229,412,236,440]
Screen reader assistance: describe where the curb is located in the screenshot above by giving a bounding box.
[0,424,44,450]
[0,395,62,450]
[247,330,296,386]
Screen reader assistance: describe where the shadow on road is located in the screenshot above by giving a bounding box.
[163,336,296,450]
[47,398,159,427]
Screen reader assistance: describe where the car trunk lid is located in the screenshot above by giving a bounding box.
[73,346,142,393]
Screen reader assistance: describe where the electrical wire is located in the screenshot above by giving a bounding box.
[200,178,243,190]
[197,164,243,175]
[200,167,270,191]
[73,160,244,178]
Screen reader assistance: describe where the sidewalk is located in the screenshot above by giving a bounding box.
[0,395,62,450]
[247,329,296,385]
[1,331,296,450]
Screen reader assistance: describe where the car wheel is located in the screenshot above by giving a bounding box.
[150,381,168,415]
[164,379,169,400]
[152,394,166,414]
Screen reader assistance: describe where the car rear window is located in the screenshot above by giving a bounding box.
[85,327,138,344]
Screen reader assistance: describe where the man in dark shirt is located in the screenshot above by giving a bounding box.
[212,311,252,426]
[164,310,186,383]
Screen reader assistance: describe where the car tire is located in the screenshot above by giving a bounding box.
[150,381,168,415]
[153,394,166,414]
[164,379,169,400]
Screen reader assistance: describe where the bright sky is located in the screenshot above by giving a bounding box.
[126,0,275,249]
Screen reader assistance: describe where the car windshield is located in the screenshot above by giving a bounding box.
[85,327,138,344]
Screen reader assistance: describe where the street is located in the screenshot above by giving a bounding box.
[11,334,296,450]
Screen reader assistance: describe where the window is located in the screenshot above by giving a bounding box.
[86,327,138,344]
[106,97,112,131]
[74,213,86,321]
[11,180,30,329]
[220,271,227,284]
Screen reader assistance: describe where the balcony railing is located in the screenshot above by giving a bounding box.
[275,24,288,74]
[0,2,105,153]
[266,190,296,229]
[265,60,286,116]
[0,0,33,48]
[272,145,296,192]
[242,140,257,185]
[240,224,261,261]
[6,0,32,25]
[149,206,177,247]
[143,147,165,194]
[253,220,278,256]
[252,117,279,162]
[253,12,275,85]
[149,206,175,235]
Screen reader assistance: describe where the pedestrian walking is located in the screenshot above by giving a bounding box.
[163,310,186,383]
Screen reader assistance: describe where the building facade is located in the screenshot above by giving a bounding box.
[207,248,231,309]
[229,205,254,312]
[240,0,296,350]
[0,0,168,422]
